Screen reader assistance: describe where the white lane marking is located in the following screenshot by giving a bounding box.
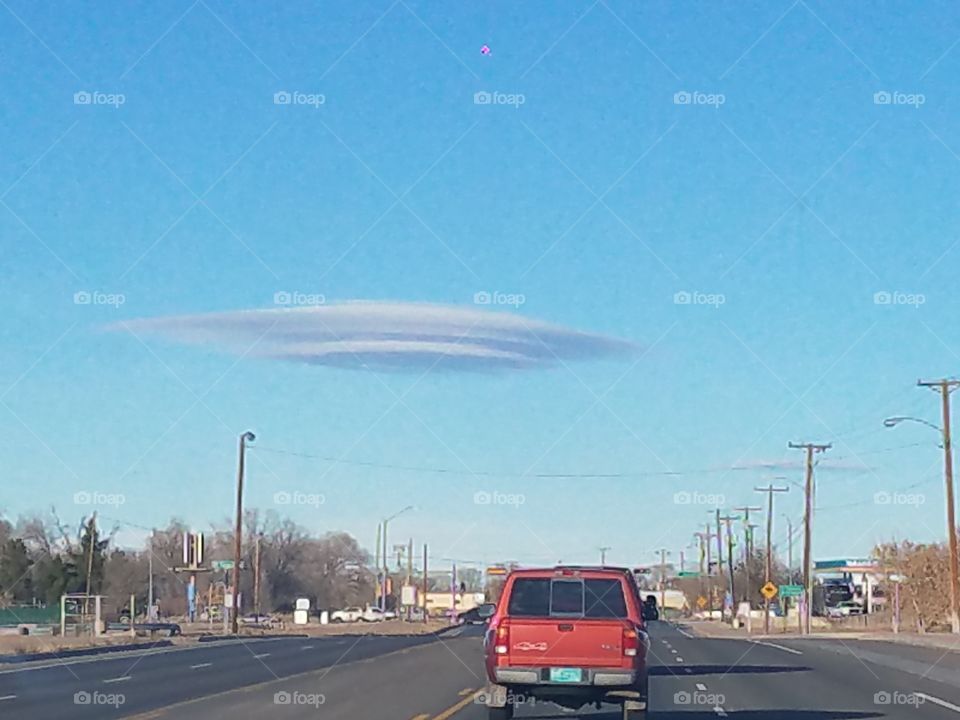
[252,653,271,659]
[676,627,694,638]
[696,683,707,691]
[670,648,678,654]
[714,706,728,717]
[0,695,15,701]
[103,676,131,684]
[189,662,212,669]
[917,694,960,713]
[676,657,684,662]
[301,645,314,650]
[751,640,802,655]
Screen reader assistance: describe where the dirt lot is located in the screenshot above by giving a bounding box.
[0,633,172,656]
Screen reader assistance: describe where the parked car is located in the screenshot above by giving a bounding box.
[361,607,397,622]
[330,607,364,623]
[240,613,279,628]
[483,566,649,719]
[826,600,864,618]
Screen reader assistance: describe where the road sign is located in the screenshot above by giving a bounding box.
[696,596,707,608]
[760,582,778,600]
[779,584,804,598]
[486,566,507,576]
[213,560,234,571]
[678,571,700,578]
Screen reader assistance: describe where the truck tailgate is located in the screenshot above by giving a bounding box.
[506,618,626,667]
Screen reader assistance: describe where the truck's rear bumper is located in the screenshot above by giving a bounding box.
[493,667,637,686]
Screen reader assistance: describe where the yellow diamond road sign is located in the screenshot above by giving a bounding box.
[696,596,707,608]
[761,582,778,600]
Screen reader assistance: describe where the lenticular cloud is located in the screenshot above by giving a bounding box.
[109,301,636,372]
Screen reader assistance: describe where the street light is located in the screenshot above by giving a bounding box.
[381,505,414,611]
[885,411,960,634]
[883,416,942,434]
[231,430,256,635]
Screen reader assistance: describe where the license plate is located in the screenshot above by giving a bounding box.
[549,667,583,683]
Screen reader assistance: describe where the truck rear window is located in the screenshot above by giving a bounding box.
[507,578,628,618]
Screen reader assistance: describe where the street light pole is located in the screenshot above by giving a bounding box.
[231,431,255,635]
[380,506,413,612]
[886,397,960,635]
[916,381,960,634]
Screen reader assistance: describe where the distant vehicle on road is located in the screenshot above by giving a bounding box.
[483,565,649,719]
[455,606,489,625]
[641,595,659,621]
[330,607,363,623]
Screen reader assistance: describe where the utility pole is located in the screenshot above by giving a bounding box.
[783,515,794,581]
[756,483,789,634]
[714,509,725,606]
[695,530,711,616]
[733,505,761,606]
[703,523,714,616]
[231,431,255,634]
[656,549,670,611]
[918,378,960,634]
[599,546,611,565]
[679,550,685,574]
[422,544,428,623]
[254,533,262,617]
[693,528,710,610]
[789,441,831,635]
[718,515,739,615]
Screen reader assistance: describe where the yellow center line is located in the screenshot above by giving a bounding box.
[433,688,482,720]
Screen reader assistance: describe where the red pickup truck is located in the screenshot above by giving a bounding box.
[481,566,649,719]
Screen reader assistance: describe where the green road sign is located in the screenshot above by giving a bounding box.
[779,584,804,597]
[677,571,700,578]
[213,560,235,571]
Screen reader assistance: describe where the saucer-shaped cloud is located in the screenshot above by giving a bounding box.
[109,301,636,372]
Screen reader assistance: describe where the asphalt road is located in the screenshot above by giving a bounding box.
[4,622,960,718]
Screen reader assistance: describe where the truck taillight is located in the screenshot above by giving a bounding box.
[494,620,509,654]
[622,626,638,657]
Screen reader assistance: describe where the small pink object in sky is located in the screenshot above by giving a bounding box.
[480,45,491,55]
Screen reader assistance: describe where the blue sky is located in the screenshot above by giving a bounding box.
[3,1,960,571]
